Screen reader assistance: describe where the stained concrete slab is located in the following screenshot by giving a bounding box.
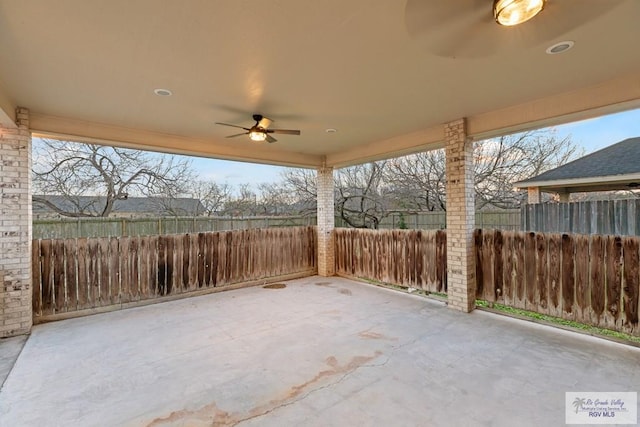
[0,276,638,426]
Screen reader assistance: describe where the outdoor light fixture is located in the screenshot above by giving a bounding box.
[545,41,574,55]
[249,129,267,142]
[153,88,172,96]
[493,0,545,26]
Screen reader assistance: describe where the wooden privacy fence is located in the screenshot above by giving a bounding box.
[379,210,521,231]
[32,226,317,319]
[33,215,316,239]
[475,229,640,336]
[521,199,640,236]
[334,228,447,293]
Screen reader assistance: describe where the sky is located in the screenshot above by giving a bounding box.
[184,108,640,188]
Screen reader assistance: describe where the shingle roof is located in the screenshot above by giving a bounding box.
[33,196,205,216]
[516,137,640,185]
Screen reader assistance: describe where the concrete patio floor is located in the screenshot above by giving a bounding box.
[1,276,638,427]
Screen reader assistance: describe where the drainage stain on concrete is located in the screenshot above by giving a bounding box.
[358,330,397,341]
[314,282,332,287]
[319,309,341,316]
[313,282,352,296]
[146,402,232,426]
[263,283,286,289]
[146,351,383,426]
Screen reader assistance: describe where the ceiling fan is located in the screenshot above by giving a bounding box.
[215,114,301,143]
[405,0,626,58]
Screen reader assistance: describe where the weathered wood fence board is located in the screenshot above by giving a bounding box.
[334,228,446,293]
[33,215,318,239]
[522,199,640,236]
[475,229,640,336]
[32,226,317,319]
[34,211,525,240]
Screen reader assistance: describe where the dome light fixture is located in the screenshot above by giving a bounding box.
[249,129,267,142]
[494,0,545,26]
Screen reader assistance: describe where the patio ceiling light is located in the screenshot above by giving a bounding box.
[493,0,545,26]
[249,129,267,142]
[545,40,574,54]
[153,88,172,96]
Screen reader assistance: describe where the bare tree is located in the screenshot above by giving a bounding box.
[385,150,447,212]
[386,130,581,210]
[473,131,581,209]
[32,139,193,217]
[279,168,317,216]
[256,182,299,215]
[335,162,391,229]
[222,183,259,216]
[278,164,392,228]
[185,180,232,216]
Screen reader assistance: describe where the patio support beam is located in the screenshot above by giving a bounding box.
[445,119,476,313]
[527,187,541,204]
[0,107,32,337]
[316,166,335,277]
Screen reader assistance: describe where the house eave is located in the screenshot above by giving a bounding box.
[514,172,640,192]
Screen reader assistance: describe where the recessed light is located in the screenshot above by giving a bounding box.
[546,41,574,55]
[325,128,337,133]
[154,88,173,96]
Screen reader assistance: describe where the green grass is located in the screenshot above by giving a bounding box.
[475,300,640,344]
[352,275,640,345]
[356,276,445,299]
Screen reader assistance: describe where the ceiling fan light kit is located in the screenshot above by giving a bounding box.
[215,114,301,144]
[249,130,267,142]
[493,0,546,26]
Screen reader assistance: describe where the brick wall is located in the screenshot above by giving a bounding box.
[316,167,335,276]
[527,187,541,204]
[0,108,32,337]
[444,119,476,312]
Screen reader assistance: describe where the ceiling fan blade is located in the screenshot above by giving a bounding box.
[269,129,301,135]
[266,134,277,143]
[406,0,496,58]
[258,116,273,129]
[405,0,487,39]
[215,122,250,130]
[225,132,248,138]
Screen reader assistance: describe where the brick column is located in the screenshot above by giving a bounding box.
[0,108,32,337]
[527,187,541,204]
[445,119,476,312]
[316,167,335,277]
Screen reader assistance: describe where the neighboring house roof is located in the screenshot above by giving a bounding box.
[514,137,640,193]
[33,195,206,216]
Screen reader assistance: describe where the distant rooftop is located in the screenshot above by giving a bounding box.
[514,137,640,193]
[33,195,205,217]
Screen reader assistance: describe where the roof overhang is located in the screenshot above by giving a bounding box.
[28,72,640,169]
[514,172,640,193]
[1,0,640,168]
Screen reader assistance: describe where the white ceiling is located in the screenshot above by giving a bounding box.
[0,0,639,168]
